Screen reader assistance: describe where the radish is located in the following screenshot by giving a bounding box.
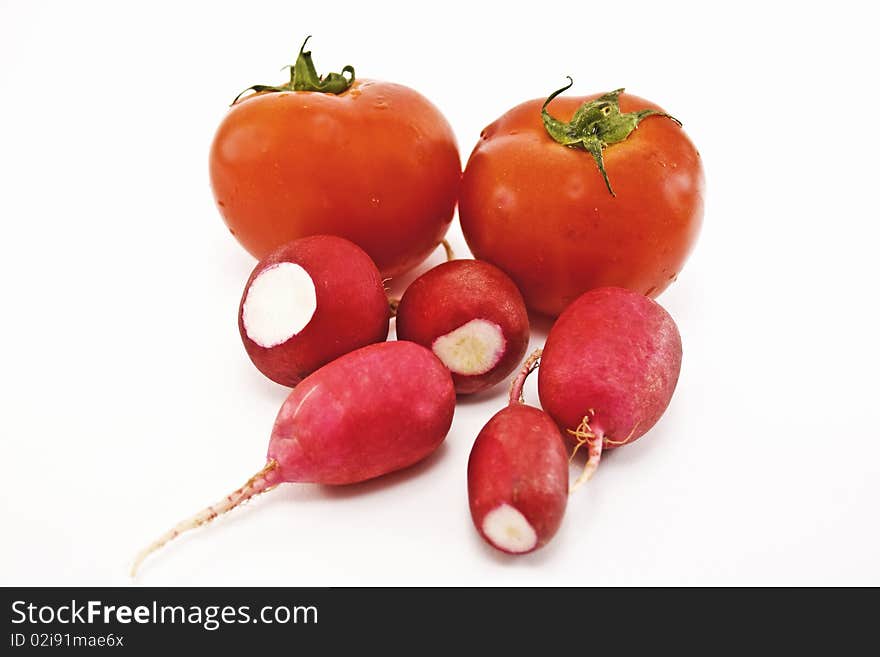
[395,259,529,394]
[131,340,455,576]
[239,235,390,387]
[467,352,568,554]
[534,287,682,491]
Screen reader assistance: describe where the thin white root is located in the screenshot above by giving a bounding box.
[566,411,594,462]
[567,413,603,494]
[130,460,280,577]
[570,435,603,494]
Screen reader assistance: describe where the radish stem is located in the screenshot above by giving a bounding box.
[440,238,455,262]
[387,239,455,317]
[509,348,542,404]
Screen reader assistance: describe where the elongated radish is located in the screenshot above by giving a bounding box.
[239,235,390,387]
[395,259,529,394]
[532,286,682,491]
[467,352,568,554]
[132,340,455,576]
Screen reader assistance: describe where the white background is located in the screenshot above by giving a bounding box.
[1,0,878,586]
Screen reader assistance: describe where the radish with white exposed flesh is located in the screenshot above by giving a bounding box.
[532,286,682,491]
[395,259,529,394]
[239,234,389,387]
[131,340,456,576]
[468,351,569,554]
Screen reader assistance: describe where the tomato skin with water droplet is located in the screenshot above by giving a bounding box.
[459,91,704,317]
[210,79,461,278]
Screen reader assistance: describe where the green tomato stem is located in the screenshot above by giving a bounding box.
[231,36,355,105]
[541,77,682,196]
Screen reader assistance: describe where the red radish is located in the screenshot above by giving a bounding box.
[395,259,529,394]
[239,235,390,387]
[535,287,682,490]
[131,340,455,576]
[467,351,568,554]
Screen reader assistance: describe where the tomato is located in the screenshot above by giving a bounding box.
[209,40,461,278]
[459,81,704,317]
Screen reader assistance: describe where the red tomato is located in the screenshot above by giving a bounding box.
[210,43,460,278]
[459,85,704,317]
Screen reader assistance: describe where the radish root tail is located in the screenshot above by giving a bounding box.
[567,413,603,494]
[130,459,281,578]
[509,348,543,405]
[604,422,641,447]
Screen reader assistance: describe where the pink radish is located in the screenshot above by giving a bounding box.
[395,259,529,394]
[131,340,455,575]
[467,352,568,555]
[535,286,682,491]
[239,234,389,387]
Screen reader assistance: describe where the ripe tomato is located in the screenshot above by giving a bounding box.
[459,82,704,317]
[210,41,461,278]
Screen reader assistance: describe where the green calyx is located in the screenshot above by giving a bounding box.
[541,77,681,196]
[232,36,355,105]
